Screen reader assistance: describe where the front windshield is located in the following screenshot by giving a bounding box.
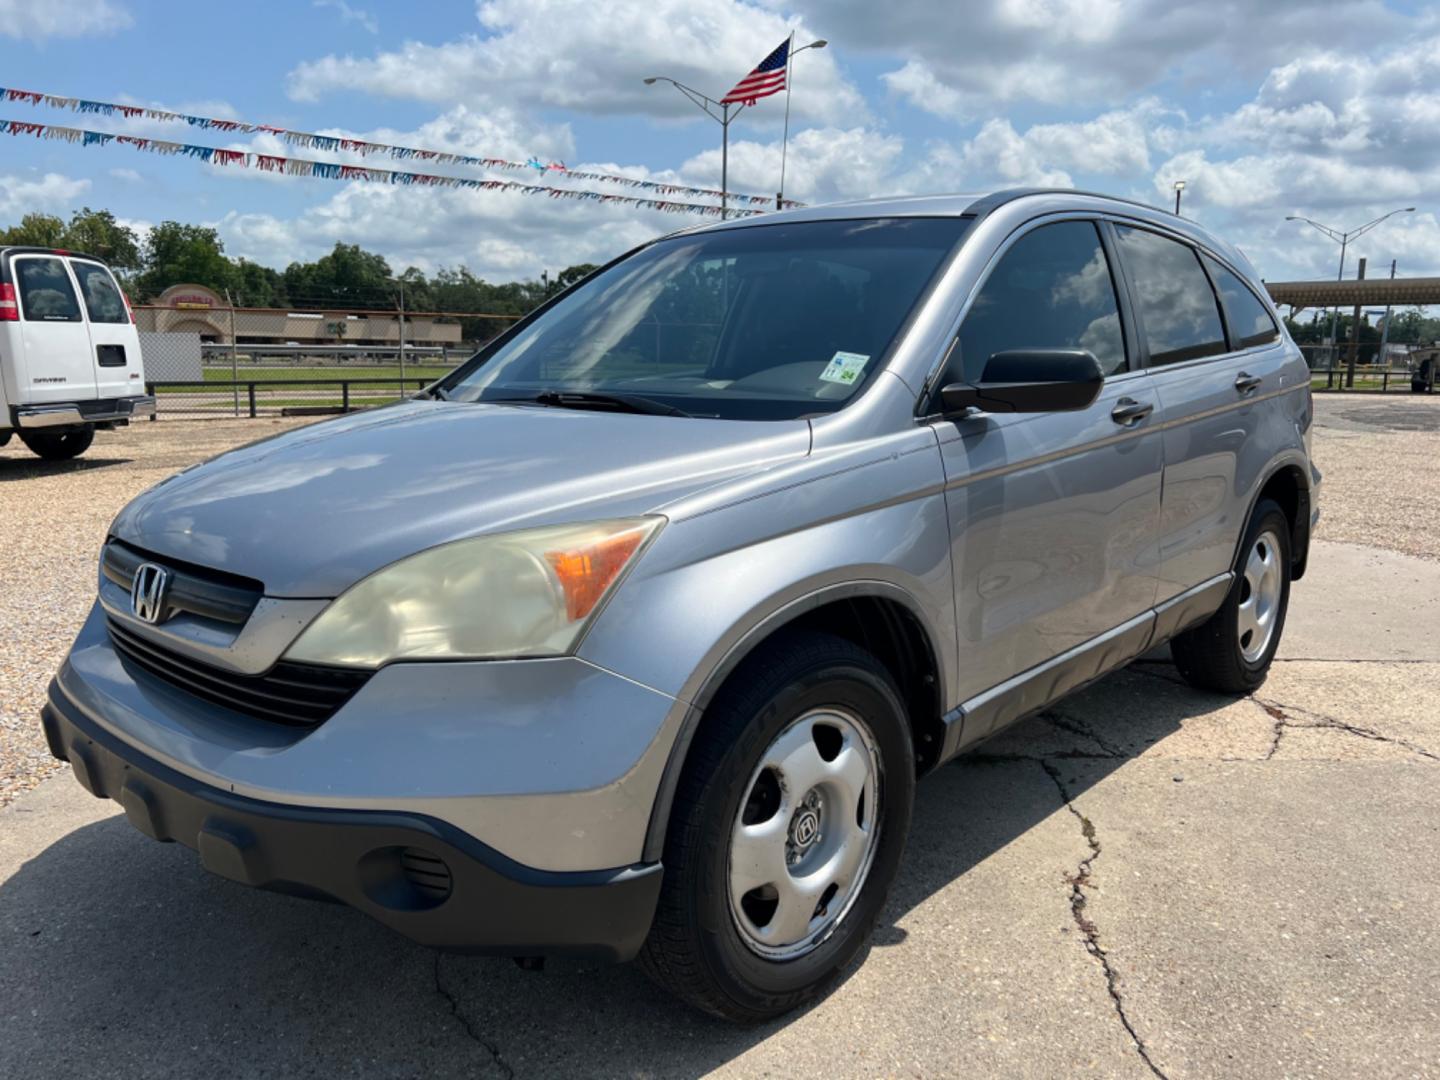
[445,217,970,420]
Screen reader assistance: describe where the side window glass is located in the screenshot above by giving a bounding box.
[1203,255,1279,349]
[15,257,83,322]
[950,220,1126,386]
[1114,227,1226,366]
[71,261,129,324]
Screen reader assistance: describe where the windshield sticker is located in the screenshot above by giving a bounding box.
[819,351,870,386]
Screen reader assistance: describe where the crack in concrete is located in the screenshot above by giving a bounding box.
[433,953,515,1079]
[1043,709,1127,758]
[1257,701,1288,760]
[1253,697,1440,762]
[1038,760,1169,1080]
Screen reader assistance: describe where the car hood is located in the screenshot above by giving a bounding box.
[111,400,811,596]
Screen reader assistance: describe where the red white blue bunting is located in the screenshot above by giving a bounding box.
[1,118,763,219]
[0,86,801,209]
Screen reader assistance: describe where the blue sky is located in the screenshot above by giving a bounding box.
[2,0,1439,288]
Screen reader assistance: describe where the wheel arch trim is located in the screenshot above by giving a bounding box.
[1234,452,1314,580]
[639,579,948,864]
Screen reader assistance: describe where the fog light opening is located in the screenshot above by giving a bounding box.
[357,845,453,911]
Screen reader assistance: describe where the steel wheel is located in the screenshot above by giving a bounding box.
[727,707,882,961]
[1238,528,1283,663]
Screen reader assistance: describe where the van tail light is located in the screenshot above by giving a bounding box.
[122,290,136,323]
[0,283,18,321]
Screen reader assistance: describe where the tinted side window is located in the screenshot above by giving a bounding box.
[1114,227,1226,366]
[951,220,1126,384]
[15,257,82,322]
[71,261,129,324]
[1203,255,1279,349]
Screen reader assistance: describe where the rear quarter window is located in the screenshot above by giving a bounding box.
[1114,226,1227,366]
[1202,255,1280,349]
[14,257,83,323]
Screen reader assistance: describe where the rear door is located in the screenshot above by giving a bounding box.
[1111,224,1289,602]
[10,254,95,404]
[69,258,142,400]
[931,218,1163,740]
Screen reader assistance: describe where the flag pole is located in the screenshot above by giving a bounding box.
[778,30,795,209]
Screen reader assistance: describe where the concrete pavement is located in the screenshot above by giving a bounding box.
[3,537,1437,1078]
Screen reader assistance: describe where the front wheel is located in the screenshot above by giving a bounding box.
[640,631,915,1021]
[1171,497,1292,693]
[19,427,95,460]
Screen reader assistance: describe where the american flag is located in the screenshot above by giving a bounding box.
[721,38,790,106]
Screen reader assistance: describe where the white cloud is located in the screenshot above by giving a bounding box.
[805,0,1415,110]
[218,182,668,280]
[0,173,91,219]
[108,168,144,184]
[678,127,906,203]
[286,0,863,126]
[314,0,377,34]
[0,0,130,39]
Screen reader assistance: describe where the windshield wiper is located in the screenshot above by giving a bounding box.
[527,390,691,418]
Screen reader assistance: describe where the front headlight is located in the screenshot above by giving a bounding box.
[285,517,663,667]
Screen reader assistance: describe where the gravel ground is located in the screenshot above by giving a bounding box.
[1311,392,1440,560]
[0,418,316,807]
[0,391,1432,808]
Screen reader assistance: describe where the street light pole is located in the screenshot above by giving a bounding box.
[1286,207,1415,384]
[1173,179,1186,215]
[778,38,827,209]
[644,75,739,219]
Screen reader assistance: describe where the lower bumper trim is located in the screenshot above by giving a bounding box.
[16,395,156,428]
[42,680,661,961]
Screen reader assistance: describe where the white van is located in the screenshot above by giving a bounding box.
[0,246,154,460]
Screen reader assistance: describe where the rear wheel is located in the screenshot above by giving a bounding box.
[19,427,94,461]
[640,631,915,1021]
[1171,498,1291,693]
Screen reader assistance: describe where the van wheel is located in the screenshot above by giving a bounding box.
[1171,498,1291,694]
[19,428,95,461]
[639,631,915,1022]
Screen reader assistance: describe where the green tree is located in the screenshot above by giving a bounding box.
[0,212,67,248]
[397,266,436,312]
[137,221,236,300]
[557,262,599,289]
[62,207,141,272]
[232,259,286,308]
[283,242,395,306]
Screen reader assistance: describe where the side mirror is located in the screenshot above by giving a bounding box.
[940,349,1105,415]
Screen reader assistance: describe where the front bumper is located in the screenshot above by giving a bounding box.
[14,394,156,428]
[42,680,662,961]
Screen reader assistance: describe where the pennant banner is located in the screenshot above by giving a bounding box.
[0,85,803,209]
[0,118,764,220]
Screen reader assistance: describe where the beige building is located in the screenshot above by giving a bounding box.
[135,284,464,348]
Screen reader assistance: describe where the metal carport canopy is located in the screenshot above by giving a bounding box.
[1266,277,1440,311]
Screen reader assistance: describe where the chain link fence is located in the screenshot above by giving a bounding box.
[136,304,521,417]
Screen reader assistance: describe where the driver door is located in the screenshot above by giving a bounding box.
[930,218,1163,744]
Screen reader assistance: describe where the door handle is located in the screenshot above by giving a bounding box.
[1110,397,1153,426]
[1235,372,1262,395]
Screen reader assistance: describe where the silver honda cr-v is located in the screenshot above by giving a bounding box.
[43,189,1319,1021]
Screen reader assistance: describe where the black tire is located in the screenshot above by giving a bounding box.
[1171,498,1291,694]
[639,630,915,1022]
[19,427,95,461]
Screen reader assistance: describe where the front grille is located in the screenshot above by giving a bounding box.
[103,539,262,626]
[107,618,370,727]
